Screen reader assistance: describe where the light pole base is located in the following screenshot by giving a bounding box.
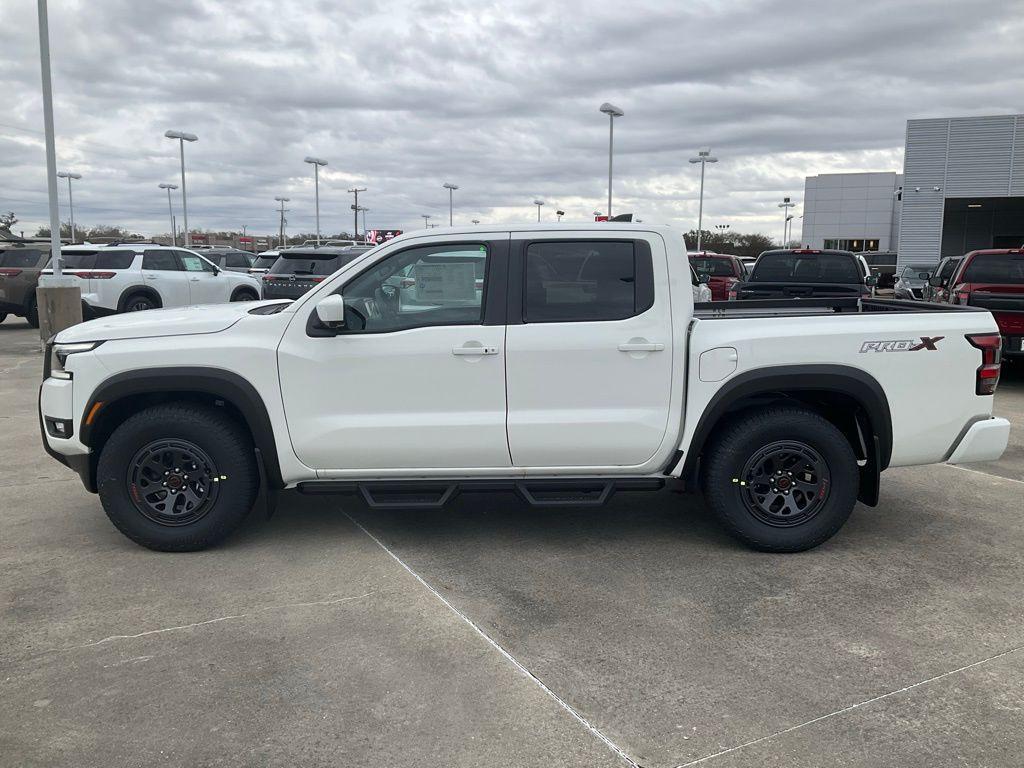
[36,277,83,347]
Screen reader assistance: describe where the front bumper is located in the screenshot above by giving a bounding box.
[946,417,1011,464]
[38,385,94,491]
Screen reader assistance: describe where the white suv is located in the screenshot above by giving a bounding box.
[45,243,261,315]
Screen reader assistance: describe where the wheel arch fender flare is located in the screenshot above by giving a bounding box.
[117,285,162,311]
[81,367,284,489]
[681,364,892,494]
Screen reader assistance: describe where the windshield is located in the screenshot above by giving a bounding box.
[689,257,735,276]
[0,248,45,268]
[749,252,861,284]
[269,251,361,276]
[898,265,932,284]
[962,254,1024,284]
[252,256,278,269]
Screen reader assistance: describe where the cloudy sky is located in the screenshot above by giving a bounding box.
[1,0,1022,241]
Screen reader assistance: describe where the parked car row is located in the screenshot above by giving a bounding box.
[0,241,262,325]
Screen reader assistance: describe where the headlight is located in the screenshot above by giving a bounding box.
[49,341,102,380]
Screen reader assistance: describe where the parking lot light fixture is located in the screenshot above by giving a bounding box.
[348,187,366,238]
[304,156,328,244]
[422,214,432,228]
[471,218,480,225]
[688,148,718,253]
[533,200,545,222]
[556,209,565,222]
[443,182,459,225]
[159,183,178,245]
[599,102,624,216]
[56,171,81,242]
[778,197,796,246]
[165,130,198,247]
[274,196,290,247]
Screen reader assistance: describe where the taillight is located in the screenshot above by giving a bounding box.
[0,268,22,277]
[727,289,738,300]
[310,277,326,283]
[67,271,116,279]
[966,333,1002,395]
[262,274,276,281]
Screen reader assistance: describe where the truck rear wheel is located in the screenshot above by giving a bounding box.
[702,407,858,552]
[96,403,258,551]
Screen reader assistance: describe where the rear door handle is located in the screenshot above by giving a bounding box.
[618,342,664,352]
[145,275,159,280]
[452,345,499,356]
[190,277,200,282]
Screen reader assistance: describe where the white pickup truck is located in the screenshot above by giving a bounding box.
[40,224,1011,553]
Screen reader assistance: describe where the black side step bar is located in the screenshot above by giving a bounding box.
[297,477,665,510]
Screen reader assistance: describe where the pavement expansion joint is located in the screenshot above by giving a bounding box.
[941,462,1024,485]
[343,508,643,768]
[40,590,377,654]
[674,642,1024,766]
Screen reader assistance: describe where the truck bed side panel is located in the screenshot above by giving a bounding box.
[681,311,1000,468]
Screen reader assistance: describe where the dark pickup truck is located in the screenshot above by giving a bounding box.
[732,248,876,300]
[939,248,1024,357]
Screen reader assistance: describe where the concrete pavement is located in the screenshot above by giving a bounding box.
[2,315,1022,767]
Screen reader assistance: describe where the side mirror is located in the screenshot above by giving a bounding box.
[928,276,944,287]
[698,273,710,284]
[918,272,931,280]
[865,275,878,287]
[315,294,346,329]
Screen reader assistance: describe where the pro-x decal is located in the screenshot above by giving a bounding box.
[859,336,944,353]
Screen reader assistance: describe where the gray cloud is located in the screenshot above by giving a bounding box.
[1,0,1022,239]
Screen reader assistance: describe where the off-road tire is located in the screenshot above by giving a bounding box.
[702,406,859,552]
[97,403,258,551]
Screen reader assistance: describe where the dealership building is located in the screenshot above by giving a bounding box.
[800,113,1024,266]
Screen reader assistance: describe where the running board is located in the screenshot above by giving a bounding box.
[296,477,664,509]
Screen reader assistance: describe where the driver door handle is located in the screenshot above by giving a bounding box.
[452,345,499,356]
[618,341,664,352]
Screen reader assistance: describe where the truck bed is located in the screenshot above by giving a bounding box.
[693,296,987,319]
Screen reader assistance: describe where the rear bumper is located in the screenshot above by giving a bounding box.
[946,417,1011,464]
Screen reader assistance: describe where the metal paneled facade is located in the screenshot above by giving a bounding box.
[898,114,1023,266]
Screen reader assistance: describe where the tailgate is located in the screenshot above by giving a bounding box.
[968,290,1024,313]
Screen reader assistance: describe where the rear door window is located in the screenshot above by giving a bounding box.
[142,250,181,270]
[177,251,217,273]
[524,240,652,323]
[0,249,44,268]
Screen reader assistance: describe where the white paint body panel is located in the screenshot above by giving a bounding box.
[946,418,1011,464]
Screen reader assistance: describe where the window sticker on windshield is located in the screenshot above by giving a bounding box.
[413,262,476,302]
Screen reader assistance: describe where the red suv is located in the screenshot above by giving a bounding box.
[941,248,1024,358]
[688,252,744,301]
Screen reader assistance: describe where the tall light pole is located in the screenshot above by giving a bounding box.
[56,171,81,242]
[164,130,197,247]
[35,0,82,341]
[275,196,289,247]
[785,214,795,246]
[778,197,796,247]
[688,148,718,253]
[599,102,624,217]
[533,199,544,222]
[422,214,432,228]
[348,186,366,238]
[556,209,565,222]
[304,156,327,244]
[360,206,368,237]
[443,182,458,225]
[159,183,178,245]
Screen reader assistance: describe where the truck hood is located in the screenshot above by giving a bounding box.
[54,301,287,343]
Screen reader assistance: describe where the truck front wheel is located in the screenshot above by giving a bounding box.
[702,407,859,552]
[96,403,258,551]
